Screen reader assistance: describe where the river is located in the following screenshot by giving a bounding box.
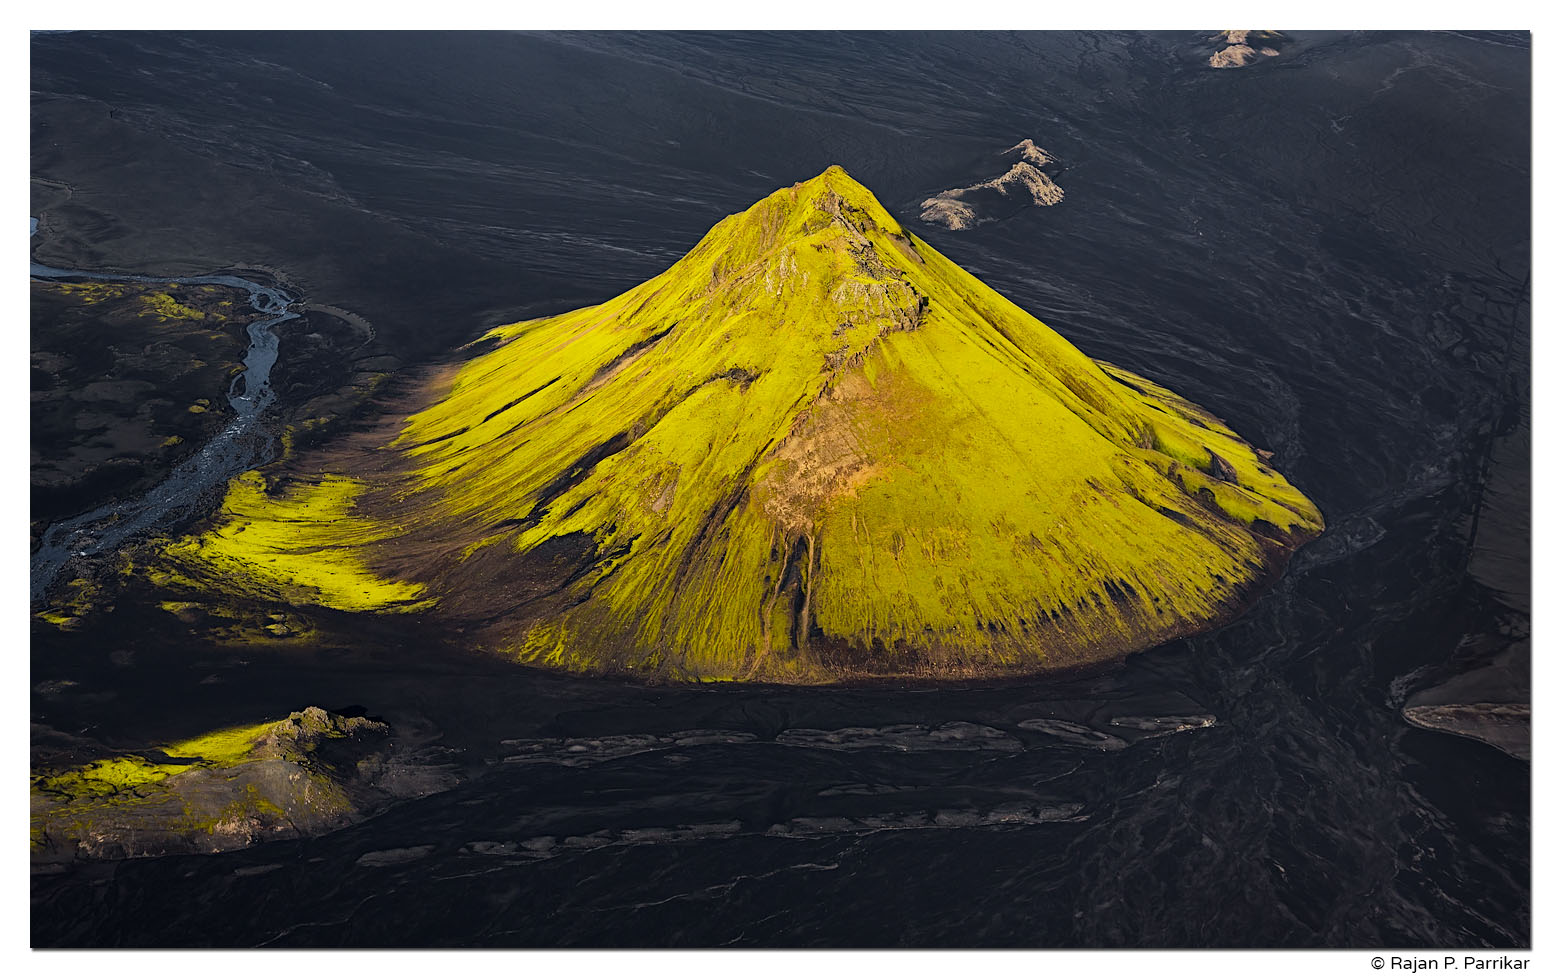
[29,246,297,601]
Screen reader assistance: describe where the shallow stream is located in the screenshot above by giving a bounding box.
[29,249,297,601]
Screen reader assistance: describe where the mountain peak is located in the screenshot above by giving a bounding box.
[736,164,909,244]
[159,171,1324,683]
[793,163,866,196]
[804,162,853,184]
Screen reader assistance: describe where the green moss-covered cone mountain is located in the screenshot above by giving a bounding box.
[156,166,1323,681]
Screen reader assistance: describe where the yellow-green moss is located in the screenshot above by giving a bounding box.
[32,720,275,802]
[44,282,128,304]
[34,609,79,628]
[159,471,428,612]
[30,712,378,856]
[139,292,205,322]
[149,166,1322,679]
[35,576,107,630]
[165,720,278,764]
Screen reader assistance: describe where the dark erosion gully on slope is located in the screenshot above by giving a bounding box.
[141,166,1323,683]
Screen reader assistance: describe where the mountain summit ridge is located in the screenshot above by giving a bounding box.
[157,166,1324,682]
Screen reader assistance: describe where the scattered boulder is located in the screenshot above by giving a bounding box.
[1209,31,1286,69]
[1208,450,1240,483]
[1210,44,1260,69]
[920,140,1066,230]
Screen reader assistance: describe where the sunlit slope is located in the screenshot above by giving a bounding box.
[160,166,1322,680]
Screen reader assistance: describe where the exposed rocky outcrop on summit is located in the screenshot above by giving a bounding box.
[1209,31,1286,69]
[148,166,1323,683]
[31,707,459,865]
[920,140,1065,231]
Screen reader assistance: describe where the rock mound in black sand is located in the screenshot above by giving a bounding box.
[31,707,458,865]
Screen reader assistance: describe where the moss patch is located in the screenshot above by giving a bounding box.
[158,471,429,612]
[31,708,398,861]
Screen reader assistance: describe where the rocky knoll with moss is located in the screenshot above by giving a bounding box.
[151,166,1323,682]
[32,707,455,864]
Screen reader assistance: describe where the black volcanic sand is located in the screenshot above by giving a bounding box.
[30,280,259,537]
[30,31,1529,947]
[30,277,396,561]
